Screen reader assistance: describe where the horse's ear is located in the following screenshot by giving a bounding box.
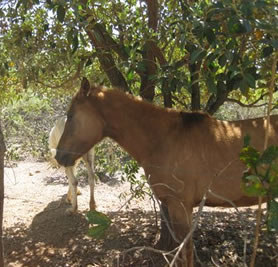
[80,77,91,96]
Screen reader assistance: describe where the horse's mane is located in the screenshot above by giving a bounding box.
[77,85,211,128]
[111,89,212,129]
[180,111,210,126]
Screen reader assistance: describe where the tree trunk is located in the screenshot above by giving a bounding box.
[162,80,173,108]
[189,62,201,111]
[0,120,6,267]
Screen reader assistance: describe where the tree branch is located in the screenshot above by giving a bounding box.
[146,0,158,31]
[226,90,269,108]
[205,89,229,115]
[139,0,159,101]
[189,62,201,111]
[86,28,130,92]
[91,23,129,61]
[226,97,268,108]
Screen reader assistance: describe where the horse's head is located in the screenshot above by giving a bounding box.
[55,78,104,166]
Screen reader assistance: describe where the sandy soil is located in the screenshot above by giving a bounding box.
[3,161,278,267]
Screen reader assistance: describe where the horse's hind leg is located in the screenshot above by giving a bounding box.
[65,166,78,214]
[82,150,96,210]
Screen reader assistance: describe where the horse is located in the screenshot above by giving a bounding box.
[55,78,276,267]
[49,116,96,214]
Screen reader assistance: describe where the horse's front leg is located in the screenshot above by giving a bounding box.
[82,150,96,210]
[166,198,194,267]
[65,166,78,214]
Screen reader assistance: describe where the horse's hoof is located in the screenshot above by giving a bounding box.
[90,203,96,211]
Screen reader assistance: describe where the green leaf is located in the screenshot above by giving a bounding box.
[190,49,206,64]
[245,73,256,88]
[43,23,49,32]
[239,79,249,95]
[271,39,278,49]
[243,135,251,147]
[127,71,134,81]
[227,17,240,34]
[218,54,227,67]
[85,58,93,67]
[71,34,79,54]
[267,200,278,231]
[206,76,217,94]
[57,5,66,23]
[205,28,216,45]
[46,0,54,8]
[79,33,87,47]
[137,62,146,72]
[241,175,266,197]
[262,46,273,58]
[242,20,252,33]
[240,146,260,168]
[86,210,111,226]
[88,224,109,239]
[260,146,278,165]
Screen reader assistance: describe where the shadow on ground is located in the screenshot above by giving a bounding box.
[4,199,277,267]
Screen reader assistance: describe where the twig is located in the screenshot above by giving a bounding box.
[117,245,172,267]
[208,189,239,212]
[150,190,180,243]
[207,159,251,266]
[3,160,17,185]
[250,49,278,267]
[169,192,207,267]
[150,193,160,228]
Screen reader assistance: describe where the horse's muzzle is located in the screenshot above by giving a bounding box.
[55,152,75,167]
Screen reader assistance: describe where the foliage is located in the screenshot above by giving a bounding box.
[94,140,151,203]
[86,210,111,239]
[240,137,278,231]
[2,88,67,160]
[94,138,129,178]
[1,0,278,112]
[1,0,278,235]
[120,159,151,205]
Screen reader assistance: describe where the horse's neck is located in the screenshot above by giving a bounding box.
[99,92,176,165]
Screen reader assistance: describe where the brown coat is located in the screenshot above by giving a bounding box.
[56,78,276,266]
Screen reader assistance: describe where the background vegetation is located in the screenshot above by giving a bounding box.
[0,0,278,265]
[1,0,278,175]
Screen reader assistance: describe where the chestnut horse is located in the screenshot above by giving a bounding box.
[56,78,276,267]
[49,116,96,214]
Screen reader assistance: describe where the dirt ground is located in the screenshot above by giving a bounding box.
[3,160,278,267]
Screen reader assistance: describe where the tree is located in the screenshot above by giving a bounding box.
[1,0,278,257]
[1,0,277,110]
